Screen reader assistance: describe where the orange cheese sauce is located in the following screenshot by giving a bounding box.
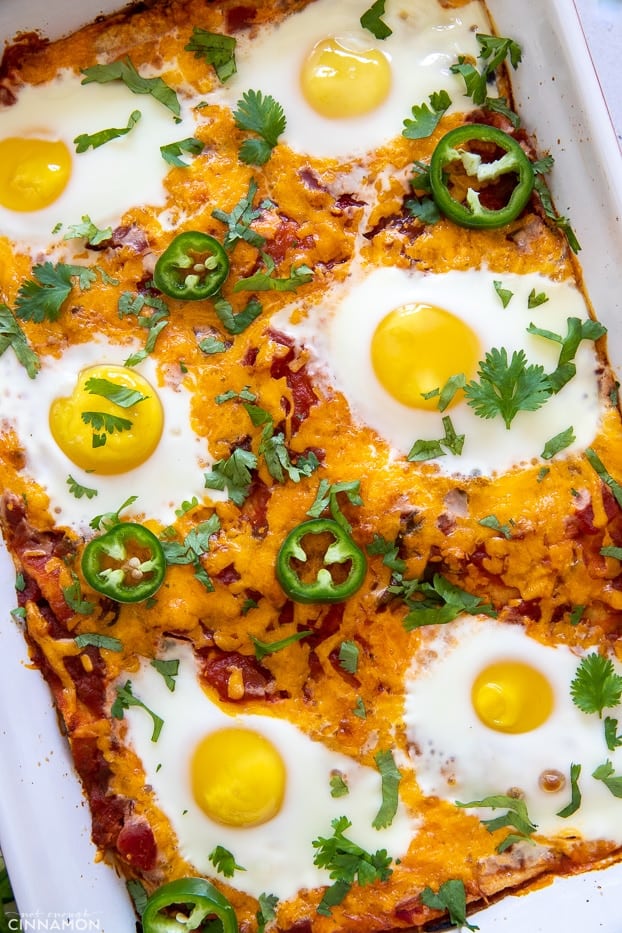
[1,0,622,930]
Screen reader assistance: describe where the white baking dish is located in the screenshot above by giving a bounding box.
[0,1,621,930]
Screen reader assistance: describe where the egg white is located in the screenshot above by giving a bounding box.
[123,641,417,901]
[211,0,486,158]
[404,615,622,842]
[275,266,604,476]
[0,69,197,251]
[0,338,212,530]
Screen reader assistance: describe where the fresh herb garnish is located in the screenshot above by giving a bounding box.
[256,894,278,933]
[330,773,349,798]
[405,196,441,225]
[420,879,478,931]
[150,658,179,691]
[160,515,220,590]
[366,534,407,575]
[605,717,622,751]
[360,0,392,39]
[62,571,95,615]
[81,57,181,118]
[160,136,204,167]
[81,411,133,447]
[533,174,581,253]
[353,697,367,719]
[212,178,266,250]
[185,28,237,82]
[451,34,522,106]
[250,630,313,661]
[89,494,138,531]
[312,816,393,915]
[478,514,513,539]
[233,252,313,293]
[402,90,451,140]
[570,653,622,717]
[85,376,148,408]
[15,262,97,323]
[407,415,464,462]
[204,448,258,505]
[493,280,513,308]
[306,479,363,535]
[592,760,622,798]
[390,572,496,629]
[585,448,622,509]
[569,604,585,626]
[0,304,40,377]
[527,288,549,309]
[214,296,263,335]
[541,426,575,460]
[208,845,246,877]
[456,793,537,853]
[556,763,582,818]
[63,215,113,246]
[74,632,123,651]
[338,640,359,675]
[111,681,164,741]
[199,335,228,355]
[74,109,141,152]
[66,475,98,500]
[372,749,401,829]
[464,347,551,429]
[233,89,286,165]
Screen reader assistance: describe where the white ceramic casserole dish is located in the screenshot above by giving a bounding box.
[0,1,621,930]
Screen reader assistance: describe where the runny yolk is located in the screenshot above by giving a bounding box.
[471,660,554,734]
[370,303,481,410]
[300,36,392,118]
[0,137,71,211]
[191,727,286,827]
[49,364,164,475]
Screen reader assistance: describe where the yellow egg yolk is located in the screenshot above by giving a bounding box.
[300,36,391,118]
[371,303,481,410]
[191,727,286,827]
[471,660,554,734]
[0,137,71,211]
[49,364,164,475]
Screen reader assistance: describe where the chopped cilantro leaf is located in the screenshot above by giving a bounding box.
[199,335,228,355]
[527,288,549,309]
[569,604,585,626]
[372,749,401,829]
[407,415,464,461]
[330,772,349,798]
[338,640,359,674]
[74,109,141,152]
[306,479,363,535]
[420,879,478,931]
[360,0,392,39]
[251,630,312,661]
[605,717,622,751]
[585,448,622,509]
[81,57,180,118]
[402,90,451,140]
[366,534,407,575]
[185,28,237,82]
[393,572,496,630]
[214,297,263,335]
[405,196,441,224]
[66,475,98,500]
[256,893,278,933]
[89,494,138,531]
[111,680,163,742]
[212,178,266,250]
[150,658,179,691]
[63,215,113,246]
[204,448,258,505]
[62,572,95,616]
[233,252,313,293]
[556,763,582,818]
[0,304,40,377]
[456,793,537,853]
[209,845,246,878]
[353,697,367,719]
[478,514,513,539]
[493,280,513,308]
[160,136,204,167]
[74,632,123,652]
[85,376,148,408]
[541,426,575,460]
[592,760,622,798]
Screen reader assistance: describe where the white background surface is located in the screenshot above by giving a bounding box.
[0,1,620,932]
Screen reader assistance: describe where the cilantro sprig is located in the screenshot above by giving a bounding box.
[160,136,204,167]
[15,262,96,323]
[407,415,464,462]
[208,845,246,878]
[312,816,393,916]
[233,89,286,165]
[160,515,221,590]
[464,348,551,430]
[592,760,622,798]
[391,572,496,629]
[212,178,266,250]
[204,447,258,505]
[451,34,522,106]
[570,653,622,718]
